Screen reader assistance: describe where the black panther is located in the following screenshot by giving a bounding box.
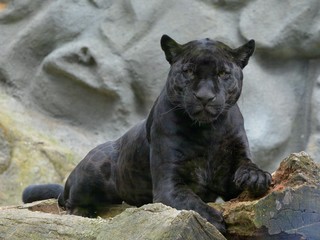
[23,35,271,234]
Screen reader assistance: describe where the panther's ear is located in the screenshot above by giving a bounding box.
[232,39,255,69]
[160,35,182,64]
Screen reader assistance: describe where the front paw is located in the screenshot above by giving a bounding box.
[234,163,271,197]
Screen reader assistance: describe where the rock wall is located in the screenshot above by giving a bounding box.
[0,0,319,205]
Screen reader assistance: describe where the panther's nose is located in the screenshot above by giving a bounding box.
[193,91,216,106]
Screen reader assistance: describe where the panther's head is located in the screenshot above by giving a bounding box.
[161,35,255,124]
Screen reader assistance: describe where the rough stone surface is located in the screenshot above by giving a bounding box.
[0,203,226,240]
[0,152,318,239]
[307,74,320,163]
[240,0,320,58]
[210,152,320,239]
[0,126,11,174]
[0,0,319,205]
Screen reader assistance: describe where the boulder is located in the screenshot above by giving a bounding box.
[210,152,320,239]
[0,202,226,240]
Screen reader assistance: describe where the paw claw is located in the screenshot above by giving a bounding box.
[234,164,271,196]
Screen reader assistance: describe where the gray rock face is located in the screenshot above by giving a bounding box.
[307,74,320,161]
[0,0,319,204]
[0,128,11,174]
[240,0,320,58]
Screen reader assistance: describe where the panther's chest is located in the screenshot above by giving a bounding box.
[178,142,234,195]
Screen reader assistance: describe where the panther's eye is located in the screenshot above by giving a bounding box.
[182,66,194,79]
[218,71,230,79]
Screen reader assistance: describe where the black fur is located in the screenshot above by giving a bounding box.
[22,184,64,206]
[22,35,272,234]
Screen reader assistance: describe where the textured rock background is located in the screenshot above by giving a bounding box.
[0,0,319,205]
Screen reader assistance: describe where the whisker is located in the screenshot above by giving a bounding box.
[160,105,183,116]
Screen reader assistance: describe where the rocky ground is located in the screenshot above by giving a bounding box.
[0,152,319,240]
